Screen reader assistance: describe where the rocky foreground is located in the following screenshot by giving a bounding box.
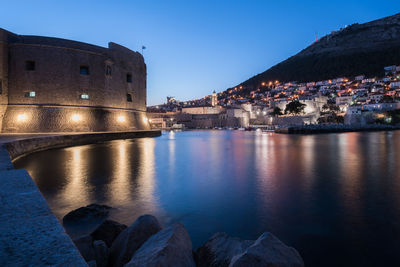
[64,204,304,267]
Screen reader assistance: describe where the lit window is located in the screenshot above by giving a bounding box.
[80,66,89,75]
[80,94,89,100]
[24,91,35,98]
[127,93,132,102]
[127,73,132,83]
[25,61,35,71]
[106,65,112,76]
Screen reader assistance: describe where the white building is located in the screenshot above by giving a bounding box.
[362,102,400,111]
[336,96,353,105]
[182,106,224,114]
[362,78,376,83]
[390,81,400,89]
[367,94,384,103]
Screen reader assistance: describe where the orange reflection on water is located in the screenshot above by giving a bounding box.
[137,138,157,209]
[109,140,132,204]
[62,146,92,206]
[338,133,363,219]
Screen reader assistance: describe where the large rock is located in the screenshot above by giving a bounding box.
[125,223,196,267]
[73,236,109,267]
[91,219,127,247]
[108,214,162,267]
[93,240,108,267]
[63,204,112,224]
[73,235,95,262]
[229,232,304,267]
[196,232,253,267]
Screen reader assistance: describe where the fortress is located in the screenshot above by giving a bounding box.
[0,28,150,133]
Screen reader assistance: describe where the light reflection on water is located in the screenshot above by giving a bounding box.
[14,130,400,267]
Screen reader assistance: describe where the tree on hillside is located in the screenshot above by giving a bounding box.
[270,107,283,116]
[321,103,340,114]
[285,100,306,115]
[381,95,394,103]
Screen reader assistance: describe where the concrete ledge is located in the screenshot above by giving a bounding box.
[6,130,161,161]
[0,168,87,266]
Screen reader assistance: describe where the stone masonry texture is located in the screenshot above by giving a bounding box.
[0,28,149,133]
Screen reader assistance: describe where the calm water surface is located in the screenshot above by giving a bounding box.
[14,130,400,266]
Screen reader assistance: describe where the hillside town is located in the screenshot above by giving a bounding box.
[147,65,400,129]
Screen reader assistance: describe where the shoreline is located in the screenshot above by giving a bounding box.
[274,124,400,134]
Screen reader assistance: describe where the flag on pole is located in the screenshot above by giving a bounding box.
[142,45,146,50]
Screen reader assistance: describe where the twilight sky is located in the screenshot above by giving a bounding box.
[1,1,399,105]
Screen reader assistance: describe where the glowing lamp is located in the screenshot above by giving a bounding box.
[71,114,82,122]
[117,115,126,123]
[17,114,27,122]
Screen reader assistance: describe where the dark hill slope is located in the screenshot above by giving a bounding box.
[236,13,400,89]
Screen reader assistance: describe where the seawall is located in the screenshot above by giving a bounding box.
[275,124,400,134]
[0,130,161,266]
[6,130,161,161]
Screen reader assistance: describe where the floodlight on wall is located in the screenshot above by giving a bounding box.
[17,113,27,122]
[142,116,148,123]
[71,114,82,122]
[117,115,126,123]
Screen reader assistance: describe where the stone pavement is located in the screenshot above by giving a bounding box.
[0,144,87,266]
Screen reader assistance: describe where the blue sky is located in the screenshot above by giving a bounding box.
[1,1,399,105]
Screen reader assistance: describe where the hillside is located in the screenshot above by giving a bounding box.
[232,12,400,91]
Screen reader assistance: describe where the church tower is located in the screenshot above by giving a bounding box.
[211,90,217,107]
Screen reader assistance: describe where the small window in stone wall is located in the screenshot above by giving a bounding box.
[25,61,35,71]
[0,80,2,94]
[127,73,132,83]
[24,91,36,98]
[80,66,90,75]
[106,65,112,76]
[127,93,132,102]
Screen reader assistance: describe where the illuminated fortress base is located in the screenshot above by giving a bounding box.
[0,28,150,133]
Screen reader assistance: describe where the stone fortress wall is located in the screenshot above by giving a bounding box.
[0,28,150,133]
